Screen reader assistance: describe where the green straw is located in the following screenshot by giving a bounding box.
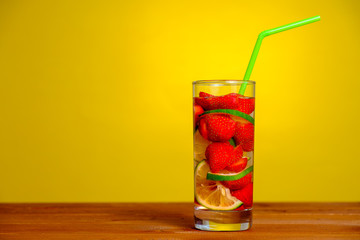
[239,15,321,95]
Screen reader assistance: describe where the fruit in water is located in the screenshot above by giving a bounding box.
[225,145,246,172]
[207,165,253,181]
[226,156,247,172]
[196,92,255,114]
[242,152,253,167]
[231,183,253,207]
[205,142,235,173]
[199,115,235,142]
[195,160,243,210]
[232,145,243,160]
[199,92,214,98]
[198,118,209,140]
[194,104,204,128]
[200,109,254,125]
[237,97,255,114]
[193,130,211,162]
[222,172,253,190]
[195,93,241,111]
[234,122,254,152]
[193,91,255,212]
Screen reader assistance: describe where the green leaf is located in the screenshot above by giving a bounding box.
[229,138,236,147]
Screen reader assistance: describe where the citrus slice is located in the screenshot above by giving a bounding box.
[195,160,243,210]
[207,166,254,181]
[193,130,211,162]
[199,109,254,125]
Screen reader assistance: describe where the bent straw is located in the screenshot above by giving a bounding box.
[239,16,321,95]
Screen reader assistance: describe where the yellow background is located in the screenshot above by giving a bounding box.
[0,0,359,202]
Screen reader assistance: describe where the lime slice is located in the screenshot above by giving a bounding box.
[207,166,254,181]
[200,109,254,125]
[195,160,243,210]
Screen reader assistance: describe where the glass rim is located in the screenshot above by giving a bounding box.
[193,80,256,86]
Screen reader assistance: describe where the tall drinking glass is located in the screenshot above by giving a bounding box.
[193,80,255,231]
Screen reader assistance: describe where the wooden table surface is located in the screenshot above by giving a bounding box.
[0,202,359,240]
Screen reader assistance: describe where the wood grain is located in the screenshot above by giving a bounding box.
[0,203,359,240]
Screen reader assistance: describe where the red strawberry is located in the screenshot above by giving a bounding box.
[232,145,243,161]
[234,122,254,152]
[231,183,253,207]
[226,157,247,172]
[211,93,239,110]
[194,97,211,110]
[205,142,235,173]
[194,93,241,111]
[226,145,245,172]
[222,172,252,190]
[199,92,214,98]
[198,118,209,140]
[199,115,235,142]
[193,104,204,128]
[237,97,255,114]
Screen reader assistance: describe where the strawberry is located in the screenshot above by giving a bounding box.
[194,93,241,111]
[199,115,235,142]
[231,183,253,207]
[205,142,235,173]
[193,104,204,128]
[194,97,211,110]
[237,97,255,114]
[232,145,243,161]
[222,172,252,190]
[198,118,209,140]
[226,145,245,172]
[226,157,247,172]
[199,92,214,98]
[233,122,254,152]
[196,92,254,114]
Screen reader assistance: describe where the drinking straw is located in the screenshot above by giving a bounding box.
[239,16,321,95]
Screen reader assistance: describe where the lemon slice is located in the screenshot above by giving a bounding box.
[193,130,211,162]
[195,160,243,210]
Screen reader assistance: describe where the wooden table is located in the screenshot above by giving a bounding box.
[0,203,359,239]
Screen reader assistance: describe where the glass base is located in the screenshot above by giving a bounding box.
[194,208,252,231]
